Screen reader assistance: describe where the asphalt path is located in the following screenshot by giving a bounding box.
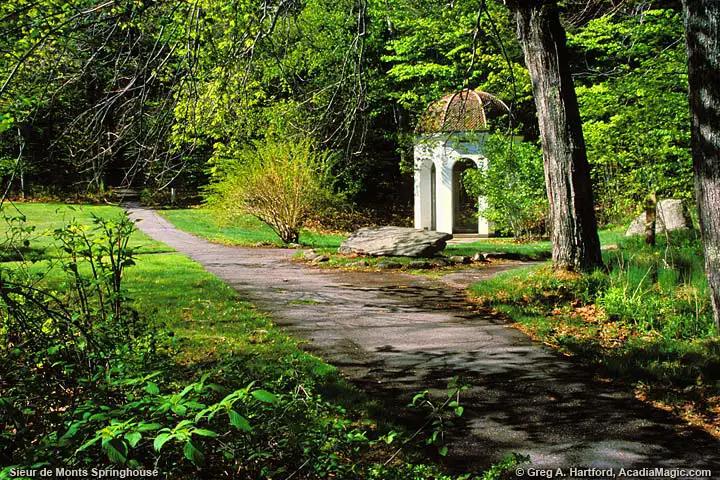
[128,206,720,479]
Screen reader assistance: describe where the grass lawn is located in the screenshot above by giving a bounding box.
[0,201,172,259]
[159,208,345,248]
[1,202,517,479]
[444,227,624,258]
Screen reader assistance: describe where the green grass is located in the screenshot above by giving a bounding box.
[159,208,344,248]
[444,227,624,259]
[124,252,324,370]
[0,202,172,258]
[468,234,720,438]
[2,203,518,478]
[445,239,551,259]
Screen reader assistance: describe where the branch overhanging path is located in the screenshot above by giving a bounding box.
[128,206,720,473]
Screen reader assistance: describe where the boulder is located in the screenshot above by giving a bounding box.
[430,258,450,268]
[472,252,488,263]
[338,227,452,258]
[449,255,471,265]
[626,199,692,236]
[303,250,320,261]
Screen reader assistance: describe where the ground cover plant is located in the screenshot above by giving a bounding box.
[469,230,720,438]
[0,203,520,479]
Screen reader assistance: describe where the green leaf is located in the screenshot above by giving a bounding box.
[176,419,194,429]
[251,389,276,403]
[439,446,448,456]
[192,429,217,437]
[228,410,252,432]
[153,433,172,452]
[455,406,464,417]
[76,436,101,453]
[137,423,162,432]
[124,432,142,448]
[179,384,195,398]
[89,413,108,422]
[144,382,160,395]
[105,438,128,464]
[411,391,428,405]
[183,441,204,466]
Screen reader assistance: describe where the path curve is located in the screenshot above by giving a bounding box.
[128,207,720,477]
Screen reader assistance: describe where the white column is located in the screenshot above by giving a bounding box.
[436,149,454,234]
[414,144,434,230]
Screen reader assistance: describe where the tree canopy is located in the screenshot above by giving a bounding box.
[0,0,698,228]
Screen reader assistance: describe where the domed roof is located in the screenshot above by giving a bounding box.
[416,89,509,134]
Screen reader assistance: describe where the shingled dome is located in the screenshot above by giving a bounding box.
[416,89,509,134]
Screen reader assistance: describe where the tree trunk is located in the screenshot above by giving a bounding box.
[645,193,656,246]
[682,0,720,333]
[507,1,603,272]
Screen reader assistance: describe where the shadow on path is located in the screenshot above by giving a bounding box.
[128,207,719,478]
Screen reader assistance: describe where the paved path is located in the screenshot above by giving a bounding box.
[128,207,720,478]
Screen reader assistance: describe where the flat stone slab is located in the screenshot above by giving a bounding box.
[338,226,452,257]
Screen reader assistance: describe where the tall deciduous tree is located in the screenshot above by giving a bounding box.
[505,0,603,271]
[682,0,720,332]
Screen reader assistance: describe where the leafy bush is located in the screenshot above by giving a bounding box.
[206,138,337,244]
[463,135,547,239]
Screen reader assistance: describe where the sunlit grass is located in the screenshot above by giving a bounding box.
[0,202,172,257]
[468,235,720,438]
[159,208,345,248]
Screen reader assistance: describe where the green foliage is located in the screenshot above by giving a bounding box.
[406,377,468,457]
[0,0,192,194]
[570,9,692,222]
[463,135,547,238]
[468,230,719,431]
[1,212,143,368]
[600,231,714,339]
[205,137,338,244]
[2,204,511,478]
[379,0,531,127]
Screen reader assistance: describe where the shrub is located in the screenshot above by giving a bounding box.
[206,138,337,244]
[463,134,548,239]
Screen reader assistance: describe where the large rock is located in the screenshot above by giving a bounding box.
[338,226,452,257]
[626,199,692,236]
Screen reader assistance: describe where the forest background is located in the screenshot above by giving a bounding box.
[0,0,694,231]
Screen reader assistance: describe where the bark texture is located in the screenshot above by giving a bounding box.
[683,0,720,332]
[645,193,657,246]
[509,1,603,271]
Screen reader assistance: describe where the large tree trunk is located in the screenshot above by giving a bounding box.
[507,1,603,272]
[682,0,720,333]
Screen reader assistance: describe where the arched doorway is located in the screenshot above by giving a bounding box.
[452,159,478,233]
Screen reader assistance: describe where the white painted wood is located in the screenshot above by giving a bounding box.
[414,132,493,236]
